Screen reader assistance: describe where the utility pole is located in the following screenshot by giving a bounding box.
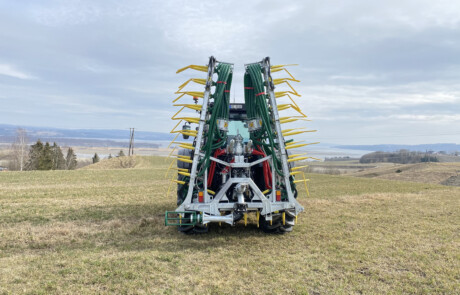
[128,128,135,156]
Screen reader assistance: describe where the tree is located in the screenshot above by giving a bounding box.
[38,142,53,170]
[11,128,29,171]
[51,142,65,170]
[65,148,77,170]
[92,153,100,164]
[25,140,44,170]
[118,150,125,157]
[108,154,113,159]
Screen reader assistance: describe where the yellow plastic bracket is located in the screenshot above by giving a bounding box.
[282,128,300,133]
[164,159,175,178]
[176,65,208,74]
[173,91,205,103]
[270,67,298,81]
[288,152,308,158]
[280,117,311,124]
[178,78,206,91]
[283,130,317,137]
[172,93,186,103]
[173,117,200,124]
[171,107,186,121]
[173,104,203,111]
[179,144,195,150]
[177,158,193,164]
[177,154,191,159]
[288,156,309,162]
[167,146,177,160]
[173,179,187,185]
[273,80,301,96]
[285,143,308,150]
[292,165,309,171]
[275,91,300,98]
[271,64,298,69]
[167,133,181,149]
[273,77,300,84]
[293,171,310,197]
[174,91,205,97]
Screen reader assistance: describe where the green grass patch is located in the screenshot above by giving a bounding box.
[0,156,458,294]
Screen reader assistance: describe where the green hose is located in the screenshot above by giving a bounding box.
[244,64,284,177]
[197,63,233,177]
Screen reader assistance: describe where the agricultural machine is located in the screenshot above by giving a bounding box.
[165,57,317,233]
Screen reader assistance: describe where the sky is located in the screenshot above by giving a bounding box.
[1,0,459,145]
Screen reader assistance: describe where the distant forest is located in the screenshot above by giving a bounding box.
[360,150,439,164]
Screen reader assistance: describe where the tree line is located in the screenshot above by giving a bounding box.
[5,128,129,171]
[26,140,78,170]
[360,150,439,164]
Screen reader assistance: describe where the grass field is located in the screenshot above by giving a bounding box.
[351,162,460,185]
[0,156,459,294]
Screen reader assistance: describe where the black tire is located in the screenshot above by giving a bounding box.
[176,212,209,234]
[177,149,192,205]
[260,211,295,234]
[260,214,284,234]
[177,148,192,170]
[280,212,295,232]
[178,225,209,234]
[192,224,209,234]
[287,150,295,168]
[178,225,194,234]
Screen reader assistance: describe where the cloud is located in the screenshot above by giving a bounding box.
[0,0,459,145]
[0,64,35,80]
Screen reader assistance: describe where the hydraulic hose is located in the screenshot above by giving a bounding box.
[244,64,284,177]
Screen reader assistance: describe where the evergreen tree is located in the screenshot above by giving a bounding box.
[65,148,77,170]
[92,153,100,164]
[51,142,66,170]
[25,139,44,170]
[38,142,53,170]
[118,150,125,157]
[108,154,112,159]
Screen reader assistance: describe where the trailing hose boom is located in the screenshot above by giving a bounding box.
[165,56,317,234]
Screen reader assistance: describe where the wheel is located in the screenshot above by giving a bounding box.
[260,214,284,234]
[280,211,295,232]
[192,224,209,234]
[176,212,209,234]
[177,149,192,205]
[260,211,295,234]
[178,224,209,234]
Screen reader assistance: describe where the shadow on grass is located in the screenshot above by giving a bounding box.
[4,202,281,254]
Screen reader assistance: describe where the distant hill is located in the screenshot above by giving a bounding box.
[351,162,460,186]
[335,144,460,153]
[0,124,174,147]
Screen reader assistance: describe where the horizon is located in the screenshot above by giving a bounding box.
[1,123,460,149]
[1,1,460,145]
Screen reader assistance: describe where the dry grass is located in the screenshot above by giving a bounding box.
[352,162,460,185]
[0,156,459,294]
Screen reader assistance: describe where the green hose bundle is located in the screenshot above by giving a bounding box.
[197,63,233,177]
[244,64,284,177]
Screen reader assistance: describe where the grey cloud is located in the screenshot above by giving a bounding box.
[0,0,459,144]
